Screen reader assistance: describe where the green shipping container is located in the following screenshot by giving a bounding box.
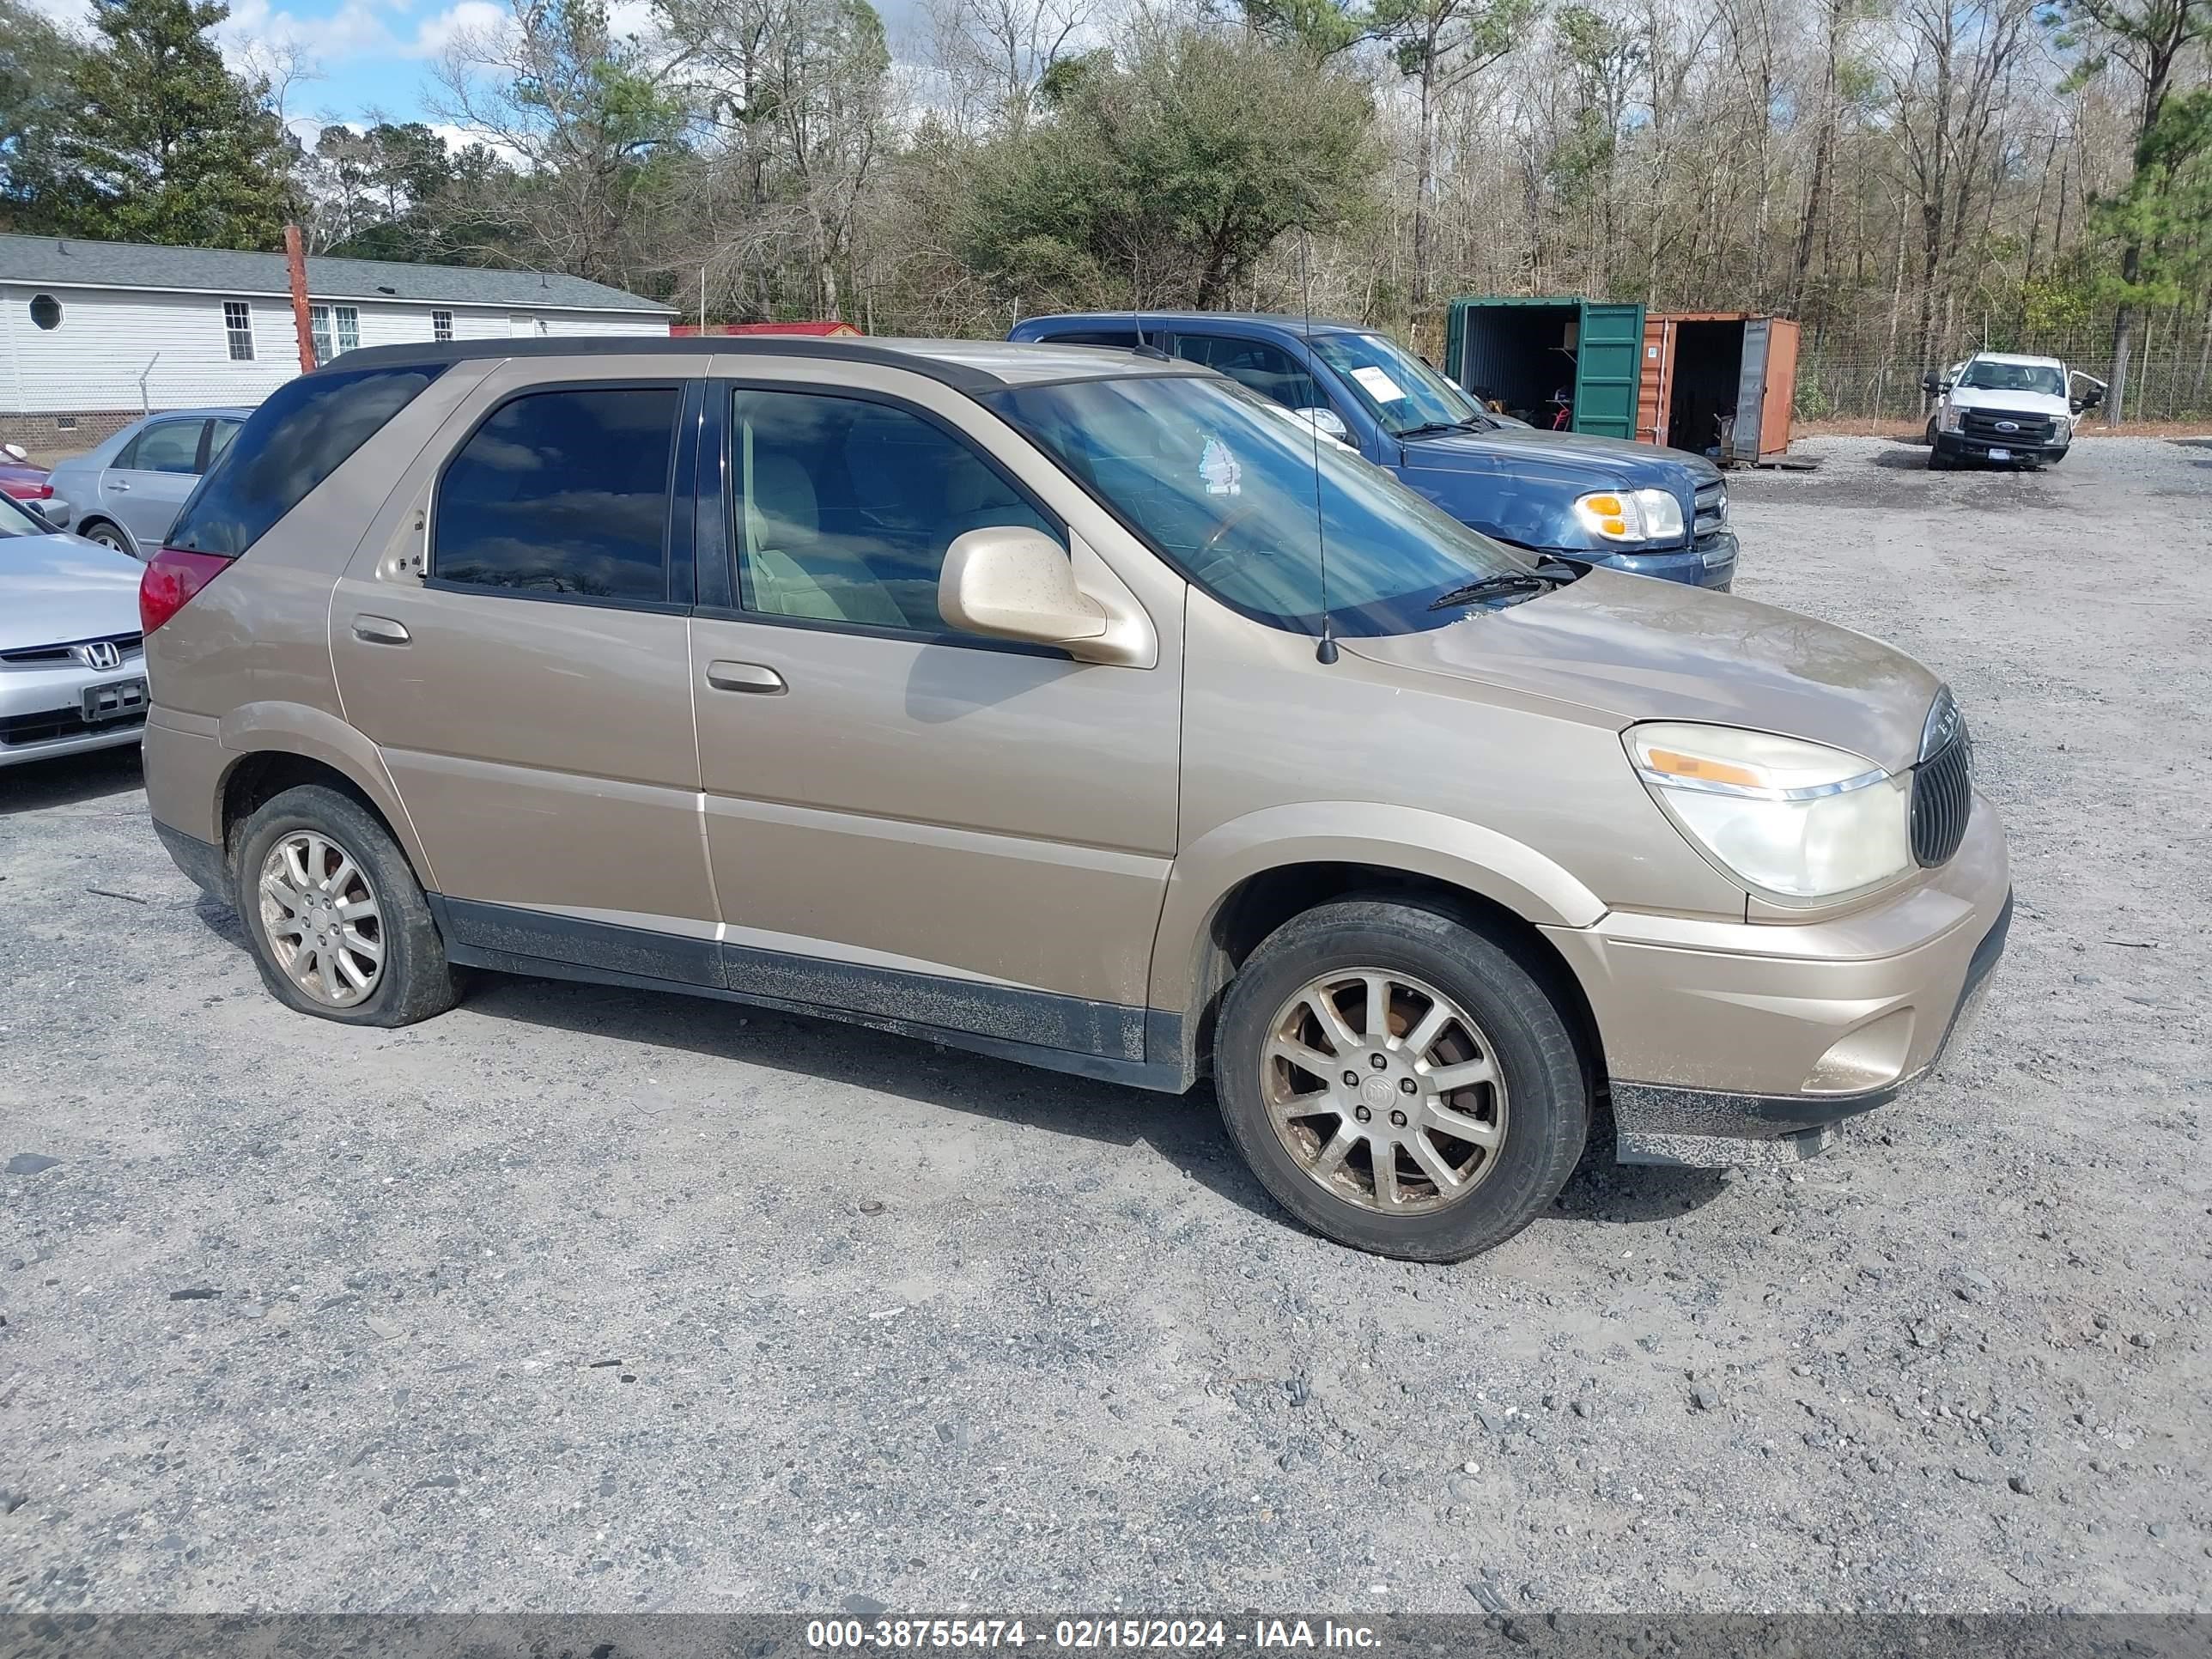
[1442,296,1648,440]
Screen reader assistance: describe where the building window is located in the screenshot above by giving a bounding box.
[29,294,62,330]
[56,416,77,431]
[432,309,453,343]
[223,301,254,361]
[309,303,361,362]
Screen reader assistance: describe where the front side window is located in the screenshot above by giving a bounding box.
[223,301,253,361]
[121,420,204,475]
[433,386,680,603]
[1309,331,1484,438]
[309,304,361,362]
[987,373,1530,638]
[1170,334,1320,412]
[730,387,1057,635]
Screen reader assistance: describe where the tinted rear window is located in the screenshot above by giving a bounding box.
[166,364,444,557]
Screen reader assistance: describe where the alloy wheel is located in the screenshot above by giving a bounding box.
[1259,968,1508,1215]
[258,831,384,1007]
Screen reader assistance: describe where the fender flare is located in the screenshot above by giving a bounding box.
[214,702,437,889]
[1147,801,1607,1012]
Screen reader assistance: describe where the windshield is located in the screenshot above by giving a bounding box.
[0,493,50,538]
[985,373,1533,637]
[1958,360,2065,397]
[1309,331,1483,437]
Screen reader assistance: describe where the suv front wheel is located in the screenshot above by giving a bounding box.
[234,784,461,1027]
[1213,899,1589,1261]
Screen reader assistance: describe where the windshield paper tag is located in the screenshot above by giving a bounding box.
[1351,365,1407,403]
[1200,435,1242,496]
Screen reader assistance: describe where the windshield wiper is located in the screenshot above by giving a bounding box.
[1427,571,1558,610]
[1396,419,1485,440]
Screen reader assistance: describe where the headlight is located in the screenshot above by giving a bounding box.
[1938,404,1964,433]
[1572,488,1686,544]
[1626,722,1912,902]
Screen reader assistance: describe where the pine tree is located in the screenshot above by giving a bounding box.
[66,0,296,249]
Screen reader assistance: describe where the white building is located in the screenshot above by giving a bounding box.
[0,233,675,447]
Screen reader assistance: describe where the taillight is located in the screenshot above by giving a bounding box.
[9,482,54,500]
[140,547,233,635]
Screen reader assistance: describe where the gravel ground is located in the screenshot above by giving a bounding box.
[3,434,2208,1617]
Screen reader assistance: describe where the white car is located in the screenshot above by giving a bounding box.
[1923,352,2104,471]
[0,490,149,767]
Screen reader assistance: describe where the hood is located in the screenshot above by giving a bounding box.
[1401,424,1722,491]
[1346,569,1942,774]
[0,533,145,651]
[1951,386,2071,419]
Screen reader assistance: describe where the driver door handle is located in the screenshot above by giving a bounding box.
[707,660,787,695]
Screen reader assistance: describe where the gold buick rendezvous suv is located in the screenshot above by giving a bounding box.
[138,337,2010,1261]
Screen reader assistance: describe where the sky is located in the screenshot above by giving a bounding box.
[27,0,939,149]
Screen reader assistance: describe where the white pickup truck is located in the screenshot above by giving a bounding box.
[1923,351,2106,471]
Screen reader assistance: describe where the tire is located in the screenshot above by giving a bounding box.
[81,520,131,553]
[1925,434,1954,471]
[233,783,460,1027]
[1213,898,1589,1262]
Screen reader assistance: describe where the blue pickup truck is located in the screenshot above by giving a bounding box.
[1007,312,1737,588]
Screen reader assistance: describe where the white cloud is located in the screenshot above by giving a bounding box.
[404,0,508,58]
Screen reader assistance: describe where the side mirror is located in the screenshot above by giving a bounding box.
[939,526,1108,647]
[2078,387,2104,410]
[42,496,70,527]
[1293,407,1352,443]
[1921,374,1938,396]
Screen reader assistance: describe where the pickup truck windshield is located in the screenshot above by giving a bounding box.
[1959,361,2065,397]
[986,373,1534,637]
[1309,332,1485,437]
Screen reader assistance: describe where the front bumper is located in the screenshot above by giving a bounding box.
[0,658,149,768]
[1571,528,1737,591]
[1935,430,2066,465]
[1540,795,2011,1167]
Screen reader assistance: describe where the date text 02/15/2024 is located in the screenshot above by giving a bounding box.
[805,1620,1383,1650]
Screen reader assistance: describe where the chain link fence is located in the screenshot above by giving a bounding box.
[1796,336,2212,424]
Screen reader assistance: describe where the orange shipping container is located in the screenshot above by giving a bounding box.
[1636,313,1800,464]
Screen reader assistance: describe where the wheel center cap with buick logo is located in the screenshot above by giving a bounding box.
[1360,1073,1397,1109]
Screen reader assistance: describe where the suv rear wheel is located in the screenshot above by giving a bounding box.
[1213,899,1589,1261]
[234,784,460,1027]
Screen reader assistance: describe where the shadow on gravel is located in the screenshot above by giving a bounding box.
[179,896,1735,1238]
[1871,444,1933,469]
[0,745,143,815]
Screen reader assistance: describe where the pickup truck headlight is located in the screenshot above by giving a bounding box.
[1626,722,1912,902]
[1937,404,1965,433]
[1572,489,1686,545]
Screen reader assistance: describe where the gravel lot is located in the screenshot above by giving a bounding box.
[3,434,2208,1617]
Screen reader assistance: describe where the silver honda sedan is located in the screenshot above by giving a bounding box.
[0,491,148,767]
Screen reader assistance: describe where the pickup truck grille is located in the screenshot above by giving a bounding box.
[1910,725,1973,867]
[1692,480,1729,552]
[1960,408,2056,445]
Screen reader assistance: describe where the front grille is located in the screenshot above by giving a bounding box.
[0,707,146,747]
[1960,408,2054,445]
[1692,481,1729,544]
[0,633,144,669]
[1911,729,1972,866]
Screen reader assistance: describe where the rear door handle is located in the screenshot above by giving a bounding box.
[352,615,410,646]
[707,660,787,695]
[109,480,131,492]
